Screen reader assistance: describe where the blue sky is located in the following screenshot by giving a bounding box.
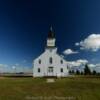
[0,0,100,72]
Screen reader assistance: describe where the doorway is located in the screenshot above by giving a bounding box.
[48,67,53,76]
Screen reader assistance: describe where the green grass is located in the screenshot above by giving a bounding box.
[0,76,99,100]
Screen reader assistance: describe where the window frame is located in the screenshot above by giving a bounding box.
[61,68,63,73]
[61,60,63,64]
[38,68,40,73]
[39,59,41,64]
[48,67,53,73]
[49,57,53,64]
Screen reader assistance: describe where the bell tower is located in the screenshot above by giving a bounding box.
[47,26,56,48]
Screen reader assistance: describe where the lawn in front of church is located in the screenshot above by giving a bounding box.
[0,76,100,100]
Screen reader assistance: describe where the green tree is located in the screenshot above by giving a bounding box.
[81,71,84,75]
[92,70,96,75]
[69,70,72,74]
[84,64,91,75]
[71,70,75,74]
[76,70,80,75]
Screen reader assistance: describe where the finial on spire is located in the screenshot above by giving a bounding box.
[50,26,53,32]
[48,25,55,39]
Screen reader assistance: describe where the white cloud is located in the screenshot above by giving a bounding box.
[63,49,78,55]
[68,59,88,67]
[0,64,8,67]
[88,64,96,68]
[75,34,100,52]
[77,59,88,64]
[96,64,100,67]
[15,63,19,66]
[75,42,80,46]
[12,66,16,69]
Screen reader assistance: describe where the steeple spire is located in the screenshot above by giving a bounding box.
[50,26,53,32]
[47,26,56,47]
[48,26,55,39]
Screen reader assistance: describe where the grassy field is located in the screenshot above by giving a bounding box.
[0,76,100,100]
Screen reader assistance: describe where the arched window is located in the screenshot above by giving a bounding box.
[49,57,52,64]
[38,68,40,72]
[61,60,63,64]
[39,59,41,64]
[67,66,69,69]
[61,68,63,72]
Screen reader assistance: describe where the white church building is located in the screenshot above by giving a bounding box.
[33,27,69,77]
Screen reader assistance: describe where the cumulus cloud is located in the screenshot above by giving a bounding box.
[0,64,8,67]
[88,64,96,68]
[15,63,19,66]
[70,62,100,68]
[75,34,100,52]
[75,42,80,46]
[63,49,78,55]
[95,64,100,67]
[68,59,88,67]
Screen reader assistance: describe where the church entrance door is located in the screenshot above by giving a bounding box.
[47,67,54,76]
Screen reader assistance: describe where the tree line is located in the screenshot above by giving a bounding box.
[69,64,100,75]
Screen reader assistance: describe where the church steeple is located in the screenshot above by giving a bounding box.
[48,26,55,39]
[47,26,56,48]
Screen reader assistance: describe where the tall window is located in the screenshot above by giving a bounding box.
[39,59,41,64]
[49,57,52,64]
[61,60,63,64]
[67,66,69,69]
[61,68,63,72]
[38,68,40,72]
